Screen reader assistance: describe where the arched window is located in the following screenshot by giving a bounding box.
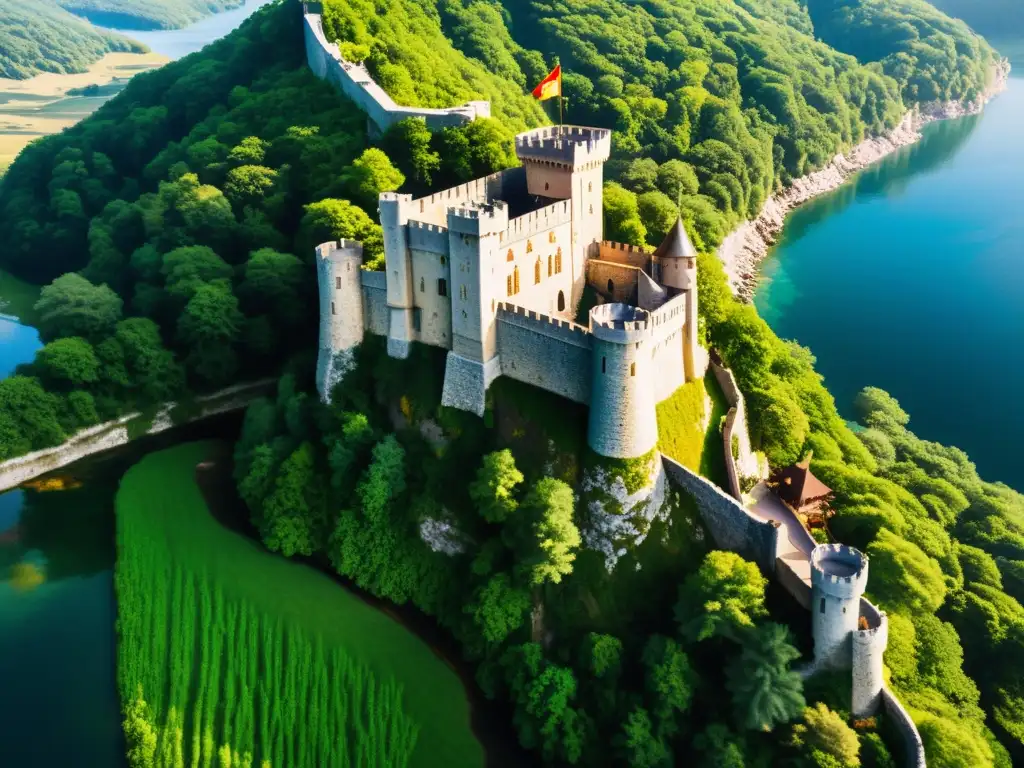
[420,277,425,292]
[588,181,592,192]
[534,258,541,284]
[438,278,448,297]
[335,276,341,289]
[630,362,636,376]
[819,598,826,614]
[557,290,565,312]
[607,278,614,294]
[526,240,533,253]
[513,266,520,294]
[507,275,513,297]
[601,357,606,374]
[555,248,562,274]
[549,231,556,243]
[589,204,594,214]
[544,182,550,191]
[507,249,514,262]
[547,254,553,277]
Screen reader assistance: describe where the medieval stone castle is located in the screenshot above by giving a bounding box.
[316,124,708,460]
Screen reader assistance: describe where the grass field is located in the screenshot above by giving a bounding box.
[115,441,483,768]
[656,370,730,488]
[0,52,166,168]
[0,270,42,324]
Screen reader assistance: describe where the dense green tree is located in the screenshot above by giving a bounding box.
[260,442,327,557]
[867,528,947,613]
[725,623,805,731]
[469,449,524,523]
[466,573,531,645]
[637,191,679,245]
[603,182,646,246]
[641,635,694,736]
[123,686,157,768]
[239,248,305,327]
[519,477,581,585]
[675,551,767,642]
[789,702,860,768]
[176,283,244,387]
[161,246,232,307]
[35,337,100,387]
[34,274,123,342]
[613,707,670,768]
[340,149,406,208]
[381,118,441,187]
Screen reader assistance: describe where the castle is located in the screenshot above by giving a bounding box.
[316,125,708,459]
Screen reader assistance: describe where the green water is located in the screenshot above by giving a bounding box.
[756,76,1024,490]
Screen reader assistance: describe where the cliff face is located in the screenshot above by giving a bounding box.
[717,60,1012,299]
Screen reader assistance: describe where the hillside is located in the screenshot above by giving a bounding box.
[56,0,246,30]
[0,0,145,80]
[0,0,1021,766]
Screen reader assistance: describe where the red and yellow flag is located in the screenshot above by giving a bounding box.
[531,65,562,101]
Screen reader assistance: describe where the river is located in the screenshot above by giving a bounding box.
[755,74,1024,491]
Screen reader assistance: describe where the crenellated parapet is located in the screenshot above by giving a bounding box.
[515,126,612,170]
[811,543,869,599]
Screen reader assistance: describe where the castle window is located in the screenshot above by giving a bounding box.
[589,204,594,215]
[545,182,549,191]
[555,248,562,274]
[440,255,446,265]
[513,266,520,294]
[459,285,467,300]
[507,275,513,297]
[819,598,826,614]
[336,276,341,290]
[549,231,556,243]
[331,301,336,315]
[420,277,425,293]
[507,248,514,262]
[602,357,606,374]
[588,181,592,192]
[630,362,636,377]
[607,278,614,294]
[438,278,448,297]
[526,240,533,254]
[548,255,553,277]
[843,606,847,614]
[412,308,422,332]
[557,290,565,312]
[535,259,541,285]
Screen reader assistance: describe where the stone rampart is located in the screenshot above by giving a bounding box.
[361,275,389,336]
[409,170,510,228]
[515,126,612,169]
[0,380,275,494]
[302,9,489,136]
[881,688,927,768]
[710,361,760,499]
[495,304,592,404]
[506,200,573,242]
[407,221,449,253]
[586,260,640,303]
[853,597,888,718]
[662,455,780,574]
[598,241,651,269]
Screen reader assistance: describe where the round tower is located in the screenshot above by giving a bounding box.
[316,239,365,403]
[852,601,889,718]
[587,303,657,459]
[810,544,869,670]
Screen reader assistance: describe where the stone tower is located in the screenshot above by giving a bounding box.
[378,192,416,359]
[515,126,611,304]
[587,303,658,459]
[315,239,365,401]
[811,544,868,669]
[654,217,701,380]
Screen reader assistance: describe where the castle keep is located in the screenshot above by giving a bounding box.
[316,125,708,459]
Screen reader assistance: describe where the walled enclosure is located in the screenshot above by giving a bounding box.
[302,4,489,136]
[316,124,707,459]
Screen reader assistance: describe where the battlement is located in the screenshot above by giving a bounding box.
[515,125,612,169]
[505,200,572,242]
[855,599,888,640]
[316,239,364,262]
[496,302,592,349]
[447,201,509,236]
[589,303,652,343]
[600,241,651,256]
[811,544,869,599]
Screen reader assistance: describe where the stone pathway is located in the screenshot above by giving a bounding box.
[747,481,815,607]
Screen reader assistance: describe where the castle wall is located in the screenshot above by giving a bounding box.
[585,260,639,304]
[661,455,781,574]
[410,246,453,348]
[408,170,514,229]
[497,208,574,318]
[361,272,389,336]
[637,271,668,311]
[649,294,688,404]
[495,304,591,404]
[710,361,761,500]
[881,688,927,768]
[598,241,652,270]
[302,10,488,136]
[316,240,365,400]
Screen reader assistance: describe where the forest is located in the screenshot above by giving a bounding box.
[0,0,1019,765]
[0,0,144,80]
[55,0,248,30]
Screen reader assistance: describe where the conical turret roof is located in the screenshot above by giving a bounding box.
[653,217,697,260]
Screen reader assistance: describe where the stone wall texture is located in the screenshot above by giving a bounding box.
[661,454,780,574]
[710,361,760,499]
[882,687,927,768]
[852,598,888,718]
[495,306,591,405]
[303,9,488,135]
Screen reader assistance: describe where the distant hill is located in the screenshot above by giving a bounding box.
[0,0,144,80]
[55,0,246,31]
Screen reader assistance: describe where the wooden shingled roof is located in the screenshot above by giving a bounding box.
[772,452,833,509]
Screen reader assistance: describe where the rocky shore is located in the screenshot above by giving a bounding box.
[719,59,1012,300]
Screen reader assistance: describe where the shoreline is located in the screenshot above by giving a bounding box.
[718,59,1012,300]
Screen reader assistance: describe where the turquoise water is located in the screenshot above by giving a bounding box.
[0,316,40,378]
[97,0,275,59]
[756,76,1024,490]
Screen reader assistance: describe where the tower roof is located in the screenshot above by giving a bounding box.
[772,452,833,509]
[653,217,698,260]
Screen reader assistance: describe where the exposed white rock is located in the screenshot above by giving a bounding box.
[718,60,1011,300]
[419,516,466,555]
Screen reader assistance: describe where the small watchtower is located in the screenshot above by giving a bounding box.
[316,239,365,401]
[810,544,868,670]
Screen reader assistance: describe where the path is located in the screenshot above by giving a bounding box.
[747,481,814,608]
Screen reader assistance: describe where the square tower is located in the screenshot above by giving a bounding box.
[515,126,611,307]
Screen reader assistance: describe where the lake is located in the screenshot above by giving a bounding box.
[755,75,1024,491]
[97,0,277,60]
